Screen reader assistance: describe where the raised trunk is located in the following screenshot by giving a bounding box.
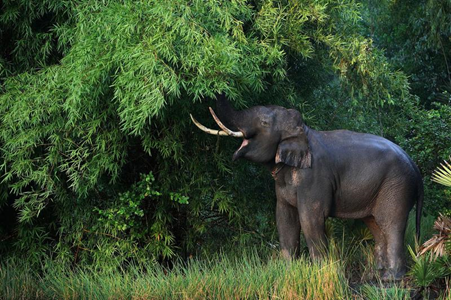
[215,94,244,131]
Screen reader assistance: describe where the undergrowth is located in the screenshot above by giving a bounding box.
[1,214,448,299]
[1,251,350,299]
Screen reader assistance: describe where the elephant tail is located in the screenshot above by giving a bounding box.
[415,183,424,243]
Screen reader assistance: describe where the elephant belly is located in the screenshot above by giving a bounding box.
[331,189,377,219]
[332,206,373,219]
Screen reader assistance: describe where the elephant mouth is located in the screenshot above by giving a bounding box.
[233,139,249,161]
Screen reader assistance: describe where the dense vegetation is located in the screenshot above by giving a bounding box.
[0,0,450,297]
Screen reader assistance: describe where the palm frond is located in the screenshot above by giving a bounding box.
[418,214,451,258]
[432,157,451,187]
[408,246,446,288]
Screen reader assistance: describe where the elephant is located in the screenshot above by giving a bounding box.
[190,95,424,280]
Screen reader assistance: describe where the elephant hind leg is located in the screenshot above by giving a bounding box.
[372,183,413,280]
[363,216,387,272]
[378,218,408,281]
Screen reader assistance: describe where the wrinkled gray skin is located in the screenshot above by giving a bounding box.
[213,96,424,281]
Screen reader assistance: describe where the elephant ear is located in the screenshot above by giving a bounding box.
[275,126,311,169]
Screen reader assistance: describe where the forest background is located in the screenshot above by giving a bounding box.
[0,0,451,298]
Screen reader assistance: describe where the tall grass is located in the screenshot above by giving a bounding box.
[1,251,352,299]
[0,214,440,299]
[360,283,411,300]
[0,262,40,300]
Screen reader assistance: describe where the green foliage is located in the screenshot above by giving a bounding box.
[95,173,158,236]
[362,0,451,107]
[0,0,449,270]
[432,156,451,216]
[409,213,451,295]
[0,0,415,265]
[0,0,76,76]
[408,247,451,288]
[433,157,451,187]
[360,284,410,300]
[93,172,189,260]
[394,102,451,214]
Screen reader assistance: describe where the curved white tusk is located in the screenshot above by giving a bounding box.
[208,107,244,138]
[190,114,229,136]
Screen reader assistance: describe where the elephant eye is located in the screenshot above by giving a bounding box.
[261,120,270,127]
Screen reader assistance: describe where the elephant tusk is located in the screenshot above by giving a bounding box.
[208,107,244,138]
[190,114,229,136]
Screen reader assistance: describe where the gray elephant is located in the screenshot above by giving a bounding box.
[191,95,423,280]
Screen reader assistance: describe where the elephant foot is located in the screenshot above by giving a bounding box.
[381,268,406,281]
[280,249,294,261]
[374,257,385,272]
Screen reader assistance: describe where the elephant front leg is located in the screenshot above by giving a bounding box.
[298,210,327,260]
[276,201,301,260]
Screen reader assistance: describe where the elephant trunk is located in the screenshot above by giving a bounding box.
[189,94,248,138]
[189,94,244,138]
[215,94,246,131]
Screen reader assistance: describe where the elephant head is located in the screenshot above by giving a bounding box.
[191,95,311,168]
